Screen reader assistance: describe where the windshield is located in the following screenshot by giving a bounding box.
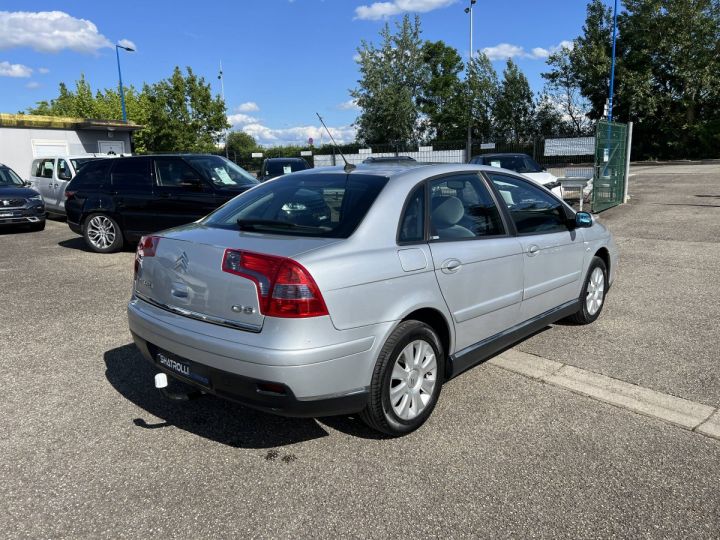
[203,172,388,238]
[185,155,258,188]
[0,167,24,186]
[265,160,308,177]
[70,158,97,171]
[485,155,543,174]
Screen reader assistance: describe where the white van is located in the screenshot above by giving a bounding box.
[29,156,102,215]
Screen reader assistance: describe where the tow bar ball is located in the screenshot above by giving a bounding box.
[154,372,202,401]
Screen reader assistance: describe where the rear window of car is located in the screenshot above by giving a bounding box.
[69,160,112,189]
[203,173,388,238]
[265,160,308,177]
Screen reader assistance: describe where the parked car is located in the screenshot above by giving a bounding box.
[65,154,259,253]
[29,156,102,215]
[258,157,311,181]
[469,153,563,197]
[363,156,417,164]
[128,162,617,436]
[0,163,45,231]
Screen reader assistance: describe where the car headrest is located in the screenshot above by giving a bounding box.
[432,196,464,228]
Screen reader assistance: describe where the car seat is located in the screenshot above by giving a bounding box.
[431,196,474,238]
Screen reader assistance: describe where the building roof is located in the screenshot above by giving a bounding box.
[0,113,142,132]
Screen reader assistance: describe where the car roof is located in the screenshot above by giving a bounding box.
[473,153,531,159]
[291,162,516,181]
[265,157,306,162]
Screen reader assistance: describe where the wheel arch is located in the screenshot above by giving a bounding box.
[400,307,453,362]
[594,247,611,275]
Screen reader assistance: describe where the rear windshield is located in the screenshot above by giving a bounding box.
[70,158,97,171]
[265,160,308,177]
[479,155,543,173]
[203,172,388,238]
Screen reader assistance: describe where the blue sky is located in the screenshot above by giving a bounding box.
[0,1,592,145]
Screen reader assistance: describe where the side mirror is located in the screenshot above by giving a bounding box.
[575,211,593,228]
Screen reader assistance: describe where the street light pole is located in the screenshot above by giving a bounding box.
[218,61,229,158]
[464,0,477,162]
[115,44,134,123]
[607,0,618,122]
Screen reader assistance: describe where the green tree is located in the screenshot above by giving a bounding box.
[416,40,466,142]
[466,52,499,142]
[494,59,535,143]
[351,14,424,144]
[541,45,592,135]
[133,67,228,153]
[224,131,258,158]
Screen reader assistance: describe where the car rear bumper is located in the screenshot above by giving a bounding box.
[127,297,392,417]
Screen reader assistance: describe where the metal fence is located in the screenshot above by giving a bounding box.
[592,121,629,212]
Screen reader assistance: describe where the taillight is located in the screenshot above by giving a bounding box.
[222,249,328,318]
[64,190,76,200]
[134,235,161,278]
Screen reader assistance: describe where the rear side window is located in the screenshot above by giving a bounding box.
[71,160,112,189]
[41,159,55,178]
[398,184,425,243]
[111,158,152,190]
[429,174,505,239]
[31,159,42,177]
[204,173,388,238]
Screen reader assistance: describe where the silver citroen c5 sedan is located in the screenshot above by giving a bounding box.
[128,163,617,436]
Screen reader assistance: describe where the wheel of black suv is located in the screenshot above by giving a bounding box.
[83,213,124,253]
[29,220,45,232]
[361,320,444,436]
[568,256,608,325]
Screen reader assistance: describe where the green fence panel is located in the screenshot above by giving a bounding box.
[592,120,628,212]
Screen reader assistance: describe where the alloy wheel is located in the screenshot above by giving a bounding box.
[87,216,116,250]
[586,267,605,316]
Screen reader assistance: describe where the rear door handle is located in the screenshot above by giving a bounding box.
[441,258,462,274]
[527,245,540,256]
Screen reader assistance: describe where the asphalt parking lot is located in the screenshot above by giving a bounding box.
[2,164,719,538]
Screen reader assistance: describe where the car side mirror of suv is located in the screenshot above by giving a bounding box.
[575,211,593,228]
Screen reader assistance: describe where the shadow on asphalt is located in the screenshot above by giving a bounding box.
[58,237,94,252]
[0,225,40,236]
[104,343,386,447]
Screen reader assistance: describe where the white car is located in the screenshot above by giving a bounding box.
[29,155,107,215]
[469,153,563,198]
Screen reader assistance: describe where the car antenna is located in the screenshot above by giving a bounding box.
[316,112,355,173]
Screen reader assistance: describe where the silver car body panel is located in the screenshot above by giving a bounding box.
[128,163,618,410]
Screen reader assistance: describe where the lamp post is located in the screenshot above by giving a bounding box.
[464,0,477,162]
[607,0,618,122]
[115,44,134,123]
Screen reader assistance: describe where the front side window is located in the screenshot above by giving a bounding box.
[487,172,568,234]
[155,158,203,188]
[110,158,152,190]
[429,174,505,240]
[398,184,425,243]
[204,173,388,238]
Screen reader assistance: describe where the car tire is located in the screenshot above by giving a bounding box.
[29,220,45,232]
[83,213,124,253]
[568,256,608,324]
[360,320,444,436]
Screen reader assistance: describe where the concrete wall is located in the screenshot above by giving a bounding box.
[0,127,132,180]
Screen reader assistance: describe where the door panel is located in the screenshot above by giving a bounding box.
[51,159,72,211]
[153,157,218,229]
[109,157,155,237]
[426,173,524,352]
[486,172,586,320]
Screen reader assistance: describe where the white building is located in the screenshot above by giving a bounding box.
[0,114,141,179]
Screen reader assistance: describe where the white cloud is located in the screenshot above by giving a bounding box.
[26,81,40,89]
[482,40,574,61]
[37,67,49,74]
[0,11,114,53]
[228,113,260,127]
[355,0,456,20]
[117,38,136,51]
[240,123,357,147]
[235,102,259,113]
[0,60,32,77]
[337,99,360,111]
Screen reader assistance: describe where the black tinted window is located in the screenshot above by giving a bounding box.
[265,160,309,177]
[155,158,202,188]
[72,160,112,189]
[429,174,505,239]
[204,173,388,238]
[487,173,567,234]
[399,185,425,243]
[111,158,152,190]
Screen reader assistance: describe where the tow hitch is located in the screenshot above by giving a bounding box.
[154,373,204,401]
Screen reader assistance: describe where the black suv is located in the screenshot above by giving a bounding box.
[65,154,258,252]
[257,157,311,181]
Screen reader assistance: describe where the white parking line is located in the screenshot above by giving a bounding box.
[489,349,720,441]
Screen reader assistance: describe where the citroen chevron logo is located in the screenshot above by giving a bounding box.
[174,251,189,273]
